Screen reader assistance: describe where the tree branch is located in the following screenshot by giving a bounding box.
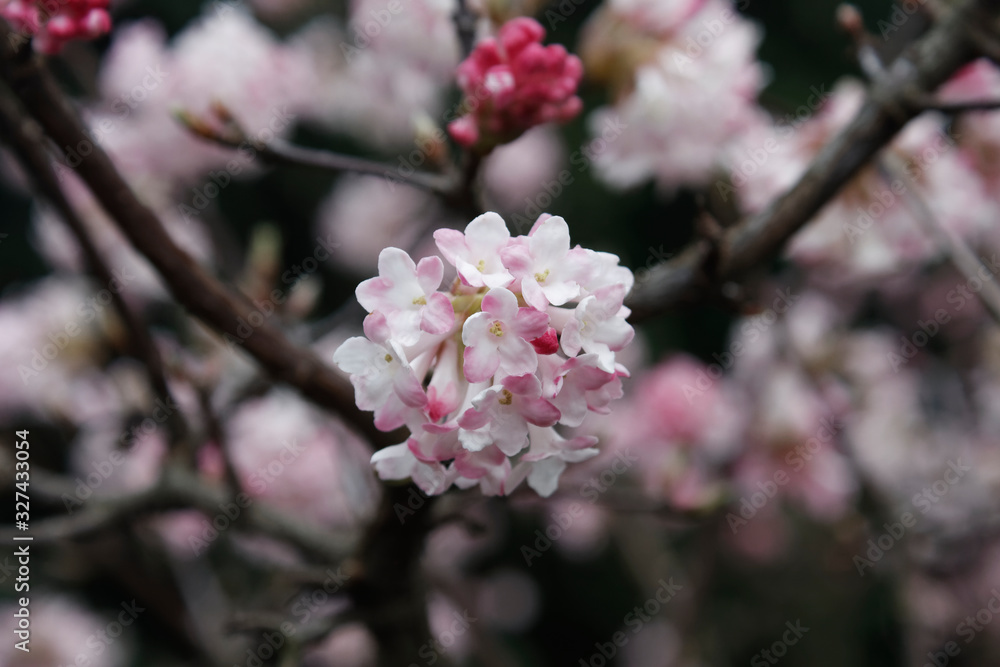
[176,108,457,195]
[627,0,1000,321]
[18,465,356,561]
[0,24,394,446]
[0,87,194,459]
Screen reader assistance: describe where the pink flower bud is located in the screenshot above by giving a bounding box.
[2,0,112,53]
[448,17,584,152]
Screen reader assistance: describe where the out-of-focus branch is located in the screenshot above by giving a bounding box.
[627,0,1000,321]
[0,87,194,459]
[177,108,457,195]
[878,155,1000,324]
[0,24,393,446]
[453,0,478,59]
[19,465,356,561]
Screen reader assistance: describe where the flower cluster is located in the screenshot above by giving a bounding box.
[448,17,583,152]
[1,0,111,53]
[580,0,764,189]
[334,212,634,497]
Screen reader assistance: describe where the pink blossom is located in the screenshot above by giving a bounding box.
[0,596,128,667]
[333,314,428,431]
[2,0,111,53]
[560,284,635,372]
[515,425,600,497]
[334,211,635,497]
[434,212,515,288]
[546,354,626,427]
[458,374,560,455]
[462,287,549,382]
[448,17,583,151]
[371,441,455,495]
[297,0,460,148]
[501,215,587,310]
[225,390,381,526]
[356,248,455,345]
[583,0,764,189]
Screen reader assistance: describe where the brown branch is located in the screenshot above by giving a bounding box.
[0,87,194,459]
[16,465,356,561]
[627,0,1000,321]
[0,25,393,446]
[915,96,1000,113]
[453,0,477,60]
[176,108,457,195]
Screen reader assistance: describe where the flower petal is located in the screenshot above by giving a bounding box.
[464,342,501,382]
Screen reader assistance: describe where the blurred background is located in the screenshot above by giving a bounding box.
[3,0,1000,665]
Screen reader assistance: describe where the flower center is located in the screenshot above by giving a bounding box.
[498,389,513,405]
[412,296,427,306]
[489,320,504,337]
[476,259,487,272]
[534,269,550,283]
[384,354,393,363]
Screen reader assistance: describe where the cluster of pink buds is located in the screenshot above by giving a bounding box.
[1,0,111,54]
[448,17,584,152]
[334,212,634,497]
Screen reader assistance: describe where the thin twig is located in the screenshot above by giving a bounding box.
[8,465,356,561]
[914,96,1000,113]
[878,154,1000,324]
[177,109,457,195]
[627,0,1000,321]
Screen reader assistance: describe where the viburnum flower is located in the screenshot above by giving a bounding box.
[334,211,634,497]
[356,248,455,346]
[448,16,584,152]
[1,0,112,54]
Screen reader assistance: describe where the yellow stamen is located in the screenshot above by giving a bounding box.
[476,259,487,272]
[384,354,393,363]
[534,269,550,283]
[498,389,513,405]
[413,296,427,305]
[489,321,504,337]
